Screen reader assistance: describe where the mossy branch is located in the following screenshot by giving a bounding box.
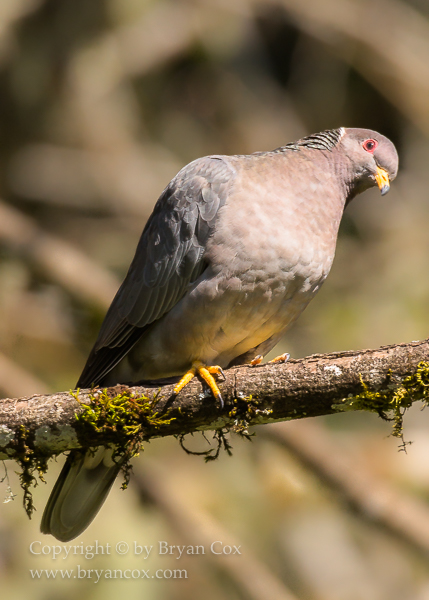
[0,338,429,464]
[2,338,429,516]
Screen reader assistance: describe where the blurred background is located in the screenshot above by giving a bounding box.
[1,0,429,598]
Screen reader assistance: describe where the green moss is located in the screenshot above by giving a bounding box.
[333,361,429,446]
[72,387,175,488]
[15,425,49,518]
[229,394,272,438]
[72,388,173,441]
[17,387,175,518]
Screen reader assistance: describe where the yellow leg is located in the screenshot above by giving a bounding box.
[174,361,225,407]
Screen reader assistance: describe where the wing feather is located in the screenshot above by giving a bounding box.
[76,156,235,388]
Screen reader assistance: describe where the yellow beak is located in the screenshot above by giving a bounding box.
[375,166,390,196]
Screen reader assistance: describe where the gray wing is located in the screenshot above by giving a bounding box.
[77,156,235,388]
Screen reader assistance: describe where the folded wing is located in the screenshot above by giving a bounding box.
[77,156,235,388]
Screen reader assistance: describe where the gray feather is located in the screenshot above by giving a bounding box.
[76,156,235,389]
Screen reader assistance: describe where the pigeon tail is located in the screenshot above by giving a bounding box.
[41,448,122,542]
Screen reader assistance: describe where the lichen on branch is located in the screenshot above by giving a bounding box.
[333,361,429,444]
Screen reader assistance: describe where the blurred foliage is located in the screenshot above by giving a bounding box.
[1,0,429,598]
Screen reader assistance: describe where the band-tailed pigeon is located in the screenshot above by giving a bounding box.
[41,127,398,541]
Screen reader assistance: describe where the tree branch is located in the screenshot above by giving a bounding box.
[0,338,428,460]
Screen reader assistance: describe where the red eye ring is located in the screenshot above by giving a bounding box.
[363,139,378,153]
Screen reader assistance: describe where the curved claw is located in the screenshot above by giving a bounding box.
[208,365,226,381]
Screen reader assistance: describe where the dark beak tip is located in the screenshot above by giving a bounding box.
[380,185,390,196]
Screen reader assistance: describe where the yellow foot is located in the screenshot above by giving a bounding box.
[269,352,290,364]
[173,361,225,407]
[250,355,263,366]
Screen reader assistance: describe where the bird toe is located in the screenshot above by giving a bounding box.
[269,352,290,364]
[250,355,264,366]
[174,361,225,408]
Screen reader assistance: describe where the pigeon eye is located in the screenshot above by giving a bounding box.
[363,139,378,153]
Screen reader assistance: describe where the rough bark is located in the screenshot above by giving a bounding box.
[0,338,428,460]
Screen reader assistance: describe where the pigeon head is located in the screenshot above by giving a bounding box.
[338,128,399,199]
